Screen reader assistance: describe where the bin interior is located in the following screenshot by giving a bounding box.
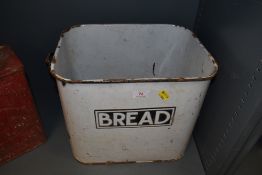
[54,25,216,81]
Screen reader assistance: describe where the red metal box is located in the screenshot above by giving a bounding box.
[0,45,45,165]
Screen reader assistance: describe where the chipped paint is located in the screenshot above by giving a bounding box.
[47,24,218,164]
[47,25,218,84]
[74,157,182,165]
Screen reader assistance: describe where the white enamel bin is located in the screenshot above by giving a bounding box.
[48,24,218,164]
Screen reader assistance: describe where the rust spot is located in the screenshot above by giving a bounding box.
[45,53,55,65]
[73,155,183,165]
[52,57,56,64]
[106,161,136,165]
[152,160,163,163]
[61,81,66,86]
[151,158,180,163]
[192,32,197,38]
[175,77,186,81]
[61,24,83,37]
[75,160,137,165]
[48,71,218,84]
[48,27,219,84]
[70,80,85,83]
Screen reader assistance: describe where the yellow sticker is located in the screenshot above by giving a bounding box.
[158,90,170,101]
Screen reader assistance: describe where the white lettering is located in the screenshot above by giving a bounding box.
[138,111,153,125]
[126,112,138,126]
[113,113,125,126]
[96,108,174,128]
[154,111,171,124]
[99,113,112,126]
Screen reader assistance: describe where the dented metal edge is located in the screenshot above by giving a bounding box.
[73,155,184,165]
[48,24,218,84]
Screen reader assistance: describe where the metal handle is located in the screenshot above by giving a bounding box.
[45,52,54,66]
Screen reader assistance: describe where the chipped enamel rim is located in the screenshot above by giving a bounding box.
[48,24,218,84]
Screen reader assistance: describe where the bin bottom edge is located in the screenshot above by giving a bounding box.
[72,154,185,165]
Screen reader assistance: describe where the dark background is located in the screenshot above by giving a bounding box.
[194,1,262,174]
[0,0,199,136]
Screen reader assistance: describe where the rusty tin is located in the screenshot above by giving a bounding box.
[0,45,45,165]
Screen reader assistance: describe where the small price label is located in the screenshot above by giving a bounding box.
[133,90,149,98]
[159,90,170,101]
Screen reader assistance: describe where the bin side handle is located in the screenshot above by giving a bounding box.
[45,52,54,66]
